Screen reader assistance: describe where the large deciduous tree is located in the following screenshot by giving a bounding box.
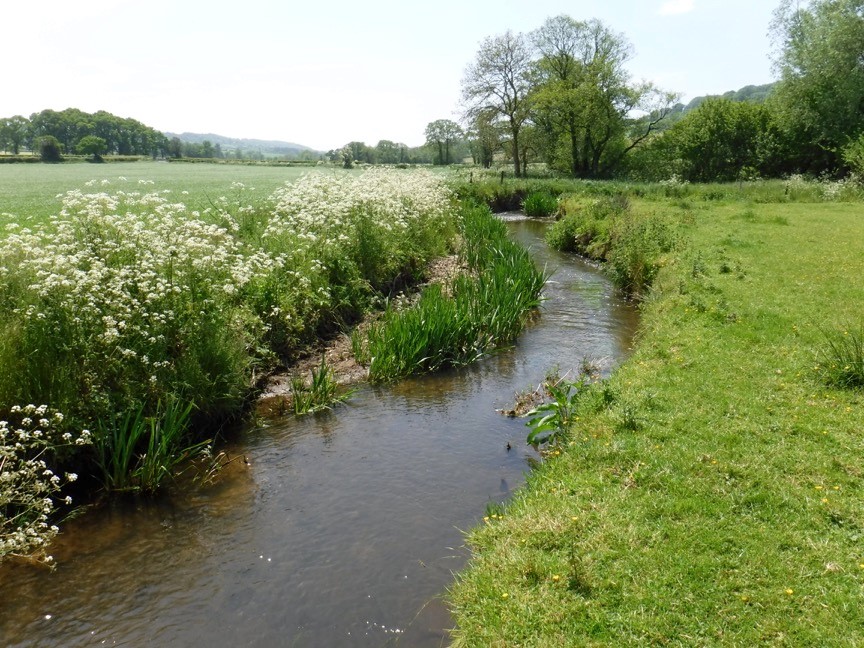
[461,31,534,177]
[771,0,864,172]
[76,135,107,162]
[0,116,28,154]
[424,119,463,165]
[531,15,677,178]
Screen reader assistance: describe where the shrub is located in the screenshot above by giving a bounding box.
[546,195,628,259]
[607,212,679,298]
[548,194,677,298]
[37,136,63,162]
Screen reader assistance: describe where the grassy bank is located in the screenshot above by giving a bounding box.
[450,193,864,644]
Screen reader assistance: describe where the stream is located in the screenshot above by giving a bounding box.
[0,216,638,647]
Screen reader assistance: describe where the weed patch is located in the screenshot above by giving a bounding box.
[818,322,864,388]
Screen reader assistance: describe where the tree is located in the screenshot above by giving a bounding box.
[76,135,107,162]
[340,145,354,168]
[530,16,677,178]
[771,0,864,173]
[462,30,534,177]
[467,108,501,168]
[37,135,63,162]
[0,116,29,154]
[375,140,401,164]
[424,119,463,165]
[167,137,183,158]
[340,141,374,164]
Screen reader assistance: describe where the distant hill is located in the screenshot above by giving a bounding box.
[684,83,776,112]
[164,132,322,158]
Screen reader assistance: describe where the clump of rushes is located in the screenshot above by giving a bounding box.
[362,203,546,382]
[92,398,208,494]
[522,191,559,217]
[818,323,864,388]
[290,356,353,415]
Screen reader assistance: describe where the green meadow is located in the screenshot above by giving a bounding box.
[0,161,315,226]
[449,191,864,645]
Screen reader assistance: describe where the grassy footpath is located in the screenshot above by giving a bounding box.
[449,197,864,645]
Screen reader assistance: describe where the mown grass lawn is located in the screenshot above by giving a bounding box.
[450,197,864,646]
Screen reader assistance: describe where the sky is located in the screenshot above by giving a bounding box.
[4,0,781,151]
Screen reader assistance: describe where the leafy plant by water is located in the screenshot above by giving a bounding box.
[524,376,589,446]
[290,356,353,414]
[92,398,208,494]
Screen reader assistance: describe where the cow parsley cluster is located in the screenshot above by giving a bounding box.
[0,405,90,559]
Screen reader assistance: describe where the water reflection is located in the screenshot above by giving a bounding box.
[0,219,637,647]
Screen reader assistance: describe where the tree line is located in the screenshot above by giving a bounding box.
[448,0,864,181]
[326,139,466,167]
[0,109,167,159]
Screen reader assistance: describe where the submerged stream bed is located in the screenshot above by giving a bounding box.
[0,217,638,647]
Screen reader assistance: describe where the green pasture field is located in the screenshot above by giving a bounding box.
[450,196,864,645]
[0,161,339,226]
